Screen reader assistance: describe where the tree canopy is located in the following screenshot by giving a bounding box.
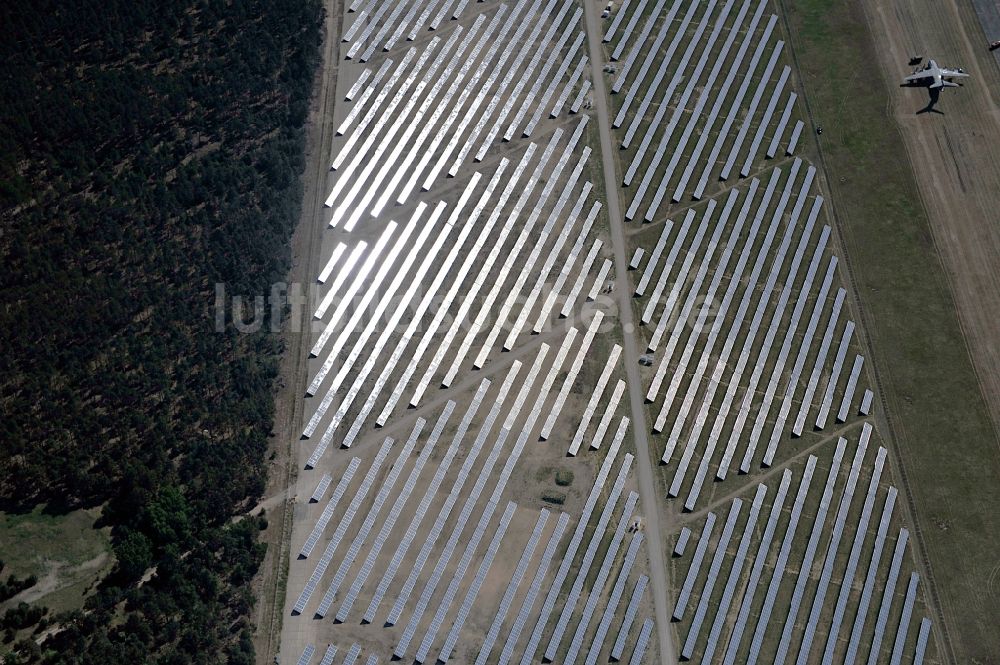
[0,0,322,661]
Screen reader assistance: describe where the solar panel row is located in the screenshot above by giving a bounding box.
[612,575,649,661]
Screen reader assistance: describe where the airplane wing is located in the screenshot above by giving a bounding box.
[903,70,935,82]
[941,68,970,78]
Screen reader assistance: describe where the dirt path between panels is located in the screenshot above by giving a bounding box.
[862,0,1000,441]
[251,0,341,662]
[583,4,677,664]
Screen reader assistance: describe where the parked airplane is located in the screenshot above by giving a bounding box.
[903,59,969,89]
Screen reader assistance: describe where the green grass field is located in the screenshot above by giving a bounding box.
[0,507,113,620]
[775,0,1000,661]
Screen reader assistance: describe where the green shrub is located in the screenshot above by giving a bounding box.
[542,492,567,506]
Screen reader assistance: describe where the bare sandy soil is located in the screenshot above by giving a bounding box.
[860,0,1000,438]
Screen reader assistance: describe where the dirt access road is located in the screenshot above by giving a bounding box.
[583,3,678,663]
[862,0,1000,437]
[251,0,341,661]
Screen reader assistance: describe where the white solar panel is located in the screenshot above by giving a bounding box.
[837,355,865,423]
[773,434,866,663]
[293,440,393,614]
[568,345,622,454]
[816,320,856,429]
[913,618,932,665]
[297,644,315,665]
[679,497,744,659]
[721,469,793,664]
[541,311,604,439]
[315,420,426,618]
[543,484,637,662]
[603,0,633,41]
[299,458,361,558]
[612,575,649,661]
[761,269,844,466]
[475,1,578,159]
[743,455,820,665]
[889,573,920,665]
[318,644,337,665]
[563,493,640,664]
[628,618,654,665]
[497,513,571,665]
[622,0,726,216]
[810,445,888,664]
[739,227,832,473]
[436,502,518,663]
[787,119,804,155]
[767,92,798,158]
[673,512,717,621]
[330,46,420,173]
[342,644,361,665]
[396,347,552,657]
[475,510,551,665]
[738,65,792,177]
[336,402,456,621]
[697,484,770,663]
[716,192,823,479]
[865,529,909,665]
[674,6,773,201]
[551,56,588,117]
[609,0,650,58]
[439,0,559,178]
[521,447,632,665]
[502,10,583,142]
[837,487,898,664]
[309,474,332,503]
[585,532,645,665]
[570,79,592,113]
[386,361,524,626]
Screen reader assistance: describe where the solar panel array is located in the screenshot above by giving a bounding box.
[287,307,651,664]
[310,474,332,503]
[612,574,649,661]
[669,425,932,663]
[519,454,654,665]
[474,509,556,665]
[277,1,938,663]
[494,513,572,665]
[602,18,934,640]
[624,161,870,512]
[303,86,613,463]
[318,644,337,665]
[584,531,645,665]
[553,490,638,662]
[602,1,935,661]
[606,0,803,214]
